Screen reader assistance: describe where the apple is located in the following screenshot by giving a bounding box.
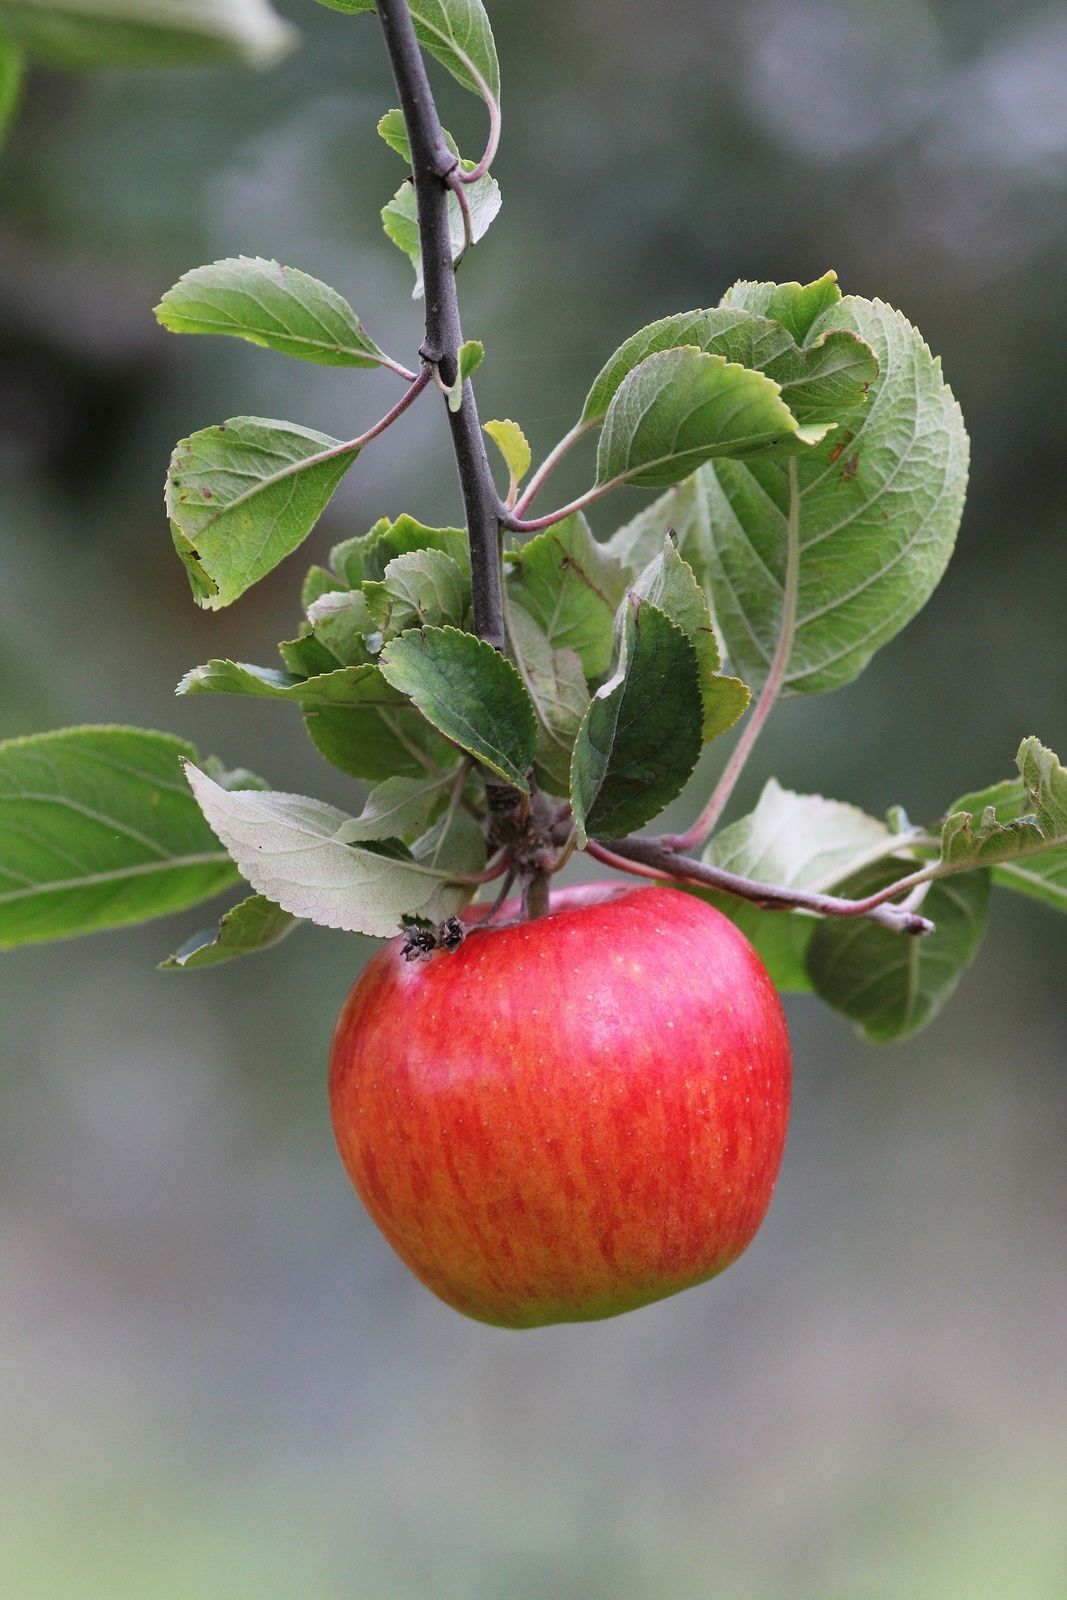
[329,883,791,1328]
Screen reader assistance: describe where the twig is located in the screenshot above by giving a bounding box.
[592,835,934,936]
[377,0,507,649]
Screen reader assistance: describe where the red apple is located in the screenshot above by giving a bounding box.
[329,883,791,1328]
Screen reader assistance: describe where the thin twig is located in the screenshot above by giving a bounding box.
[377,0,507,649]
[454,89,501,184]
[592,835,934,936]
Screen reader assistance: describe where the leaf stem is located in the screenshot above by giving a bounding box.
[376,0,507,650]
[587,835,934,936]
[665,458,802,851]
[503,473,627,535]
[512,420,597,516]
[455,89,501,184]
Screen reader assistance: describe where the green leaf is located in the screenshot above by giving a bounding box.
[806,864,989,1044]
[697,779,901,991]
[278,628,349,677]
[701,292,969,695]
[582,305,876,433]
[632,535,749,741]
[184,762,476,938]
[570,598,703,843]
[306,590,380,665]
[483,418,531,495]
[507,512,628,680]
[379,626,537,790]
[339,513,469,585]
[505,602,589,797]
[0,727,240,948]
[407,804,486,923]
[317,0,499,101]
[939,737,1067,912]
[363,548,469,639]
[0,0,295,68]
[166,417,359,610]
[160,894,297,970]
[605,471,717,593]
[597,347,830,492]
[382,162,500,299]
[336,773,451,844]
[301,564,345,610]
[304,691,452,783]
[155,257,394,370]
[446,338,484,411]
[723,269,842,345]
[376,106,410,161]
[177,659,385,708]
[0,33,24,150]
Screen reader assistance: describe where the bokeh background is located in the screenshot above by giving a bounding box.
[2,1,1066,1595]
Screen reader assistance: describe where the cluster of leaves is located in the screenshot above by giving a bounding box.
[2,0,1065,1046]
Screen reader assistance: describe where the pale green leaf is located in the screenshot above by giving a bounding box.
[306,589,379,665]
[701,293,969,695]
[697,779,900,991]
[336,773,451,844]
[483,418,531,493]
[155,257,393,370]
[379,625,537,790]
[597,348,830,492]
[447,338,484,411]
[570,598,703,843]
[184,762,473,937]
[507,512,628,680]
[632,535,749,741]
[166,417,359,609]
[0,0,295,68]
[0,727,240,948]
[382,162,500,298]
[939,737,1067,912]
[176,658,383,708]
[723,270,842,345]
[364,548,468,638]
[806,864,989,1043]
[160,894,297,970]
[505,602,589,797]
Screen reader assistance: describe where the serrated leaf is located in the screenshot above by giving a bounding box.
[570,598,703,843]
[483,418,531,494]
[155,257,393,370]
[0,727,240,948]
[582,305,876,434]
[177,658,383,708]
[340,514,469,585]
[632,536,749,741]
[382,163,500,299]
[407,804,485,922]
[701,292,969,695]
[160,894,297,970]
[696,779,900,991]
[336,773,452,844]
[184,762,473,938]
[508,512,628,680]
[939,737,1067,911]
[278,628,347,677]
[806,863,989,1043]
[364,548,468,638]
[301,564,345,610]
[724,270,842,345]
[0,33,24,149]
[379,626,537,790]
[316,0,499,101]
[605,471,717,593]
[304,692,452,784]
[505,602,589,796]
[0,0,295,68]
[376,106,409,160]
[306,590,379,665]
[166,417,359,610]
[597,348,830,492]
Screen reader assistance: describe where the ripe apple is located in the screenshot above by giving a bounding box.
[329,883,791,1328]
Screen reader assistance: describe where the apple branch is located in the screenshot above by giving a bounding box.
[376,0,507,650]
[588,836,935,936]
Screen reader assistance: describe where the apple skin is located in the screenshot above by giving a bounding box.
[329,883,791,1329]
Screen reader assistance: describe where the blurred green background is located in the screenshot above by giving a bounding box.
[2,2,1066,1595]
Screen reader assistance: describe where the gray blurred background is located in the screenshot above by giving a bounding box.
[2,2,1066,1595]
